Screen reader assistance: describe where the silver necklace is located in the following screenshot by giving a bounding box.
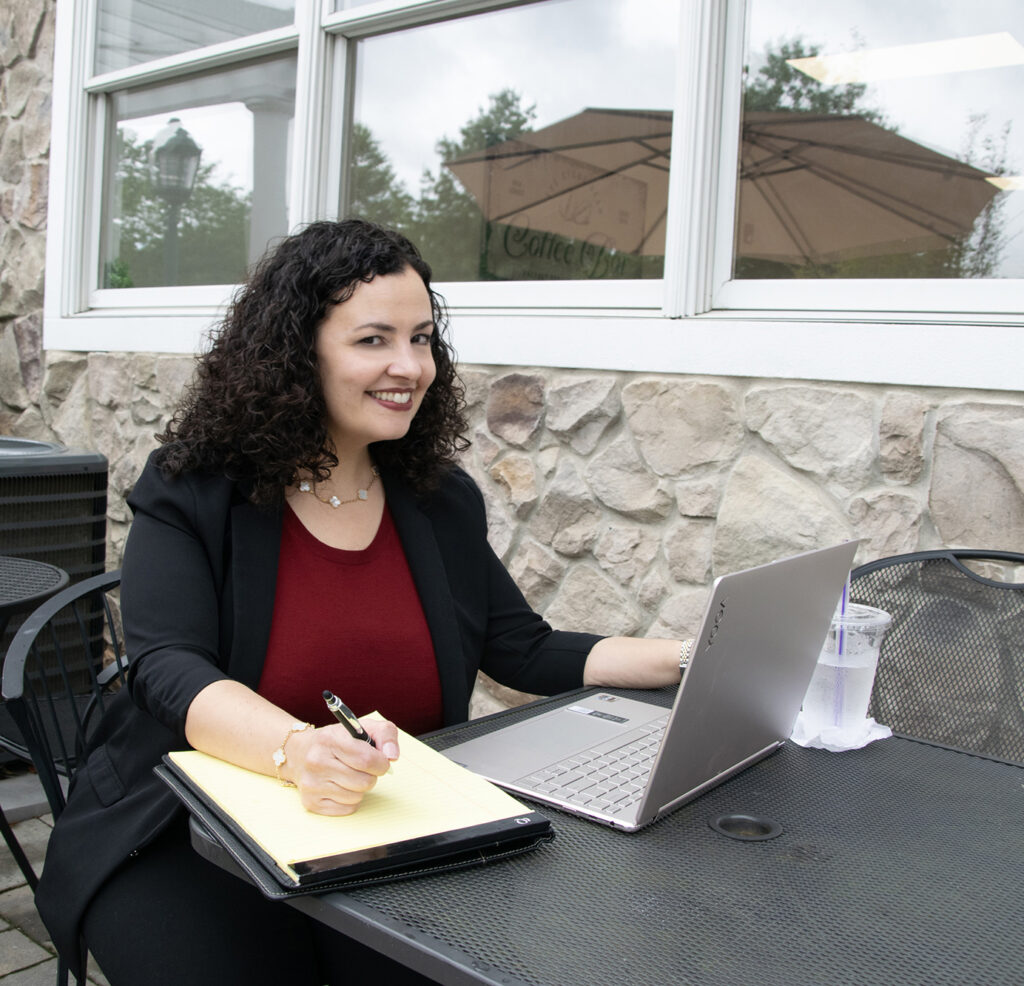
[298,465,379,508]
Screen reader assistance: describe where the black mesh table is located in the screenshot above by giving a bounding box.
[0,555,70,637]
[195,687,1024,985]
[0,554,69,890]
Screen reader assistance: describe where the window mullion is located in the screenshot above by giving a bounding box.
[290,0,331,227]
[83,26,300,94]
[324,35,354,222]
[663,0,729,318]
[709,0,749,308]
[322,0,541,39]
[86,93,114,305]
[48,0,94,316]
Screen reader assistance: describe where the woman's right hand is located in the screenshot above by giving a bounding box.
[185,680,401,816]
[283,718,400,816]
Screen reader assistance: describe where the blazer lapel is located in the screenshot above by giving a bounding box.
[228,496,283,689]
[384,471,470,724]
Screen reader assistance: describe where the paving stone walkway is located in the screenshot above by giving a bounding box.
[0,774,107,985]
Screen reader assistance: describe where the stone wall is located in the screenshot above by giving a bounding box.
[0,0,51,404]
[457,369,1024,709]
[5,352,1023,712]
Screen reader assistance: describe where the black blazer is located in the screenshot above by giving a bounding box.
[36,453,600,973]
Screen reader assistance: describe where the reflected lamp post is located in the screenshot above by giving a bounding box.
[151,117,202,285]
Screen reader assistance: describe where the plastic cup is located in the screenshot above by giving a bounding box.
[800,603,892,733]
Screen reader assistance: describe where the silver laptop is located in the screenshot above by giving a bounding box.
[443,541,859,832]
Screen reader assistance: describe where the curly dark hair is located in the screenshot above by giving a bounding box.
[156,219,468,503]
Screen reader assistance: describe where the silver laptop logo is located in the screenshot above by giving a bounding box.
[704,598,727,649]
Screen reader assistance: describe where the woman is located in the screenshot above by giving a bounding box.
[35,220,685,985]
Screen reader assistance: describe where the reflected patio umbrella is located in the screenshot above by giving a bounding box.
[445,107,1000,266]
[445,108,672,258]
[739,111,999,265]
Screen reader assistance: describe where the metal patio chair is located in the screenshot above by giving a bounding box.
[850,549,1024,763]
[1,570,126,986]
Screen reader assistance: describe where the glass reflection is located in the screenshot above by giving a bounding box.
[100,56,296,289]
[95,0,294,75]
[737,1,1024,279]
[346,0,680,281]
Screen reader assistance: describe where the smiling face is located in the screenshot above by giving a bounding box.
[314,266,437,457]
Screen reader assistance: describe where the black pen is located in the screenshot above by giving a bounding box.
[322,690,377,748]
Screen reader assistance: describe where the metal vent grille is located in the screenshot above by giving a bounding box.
[0,471,108,576]
[0,440,109,736]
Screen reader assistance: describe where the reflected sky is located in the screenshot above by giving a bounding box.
[354,0,680,191]
[747,0,1024,275]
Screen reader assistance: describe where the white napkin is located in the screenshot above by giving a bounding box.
[789,712,892,752]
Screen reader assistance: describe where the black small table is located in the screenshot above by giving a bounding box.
[0,555,70,637]
[0,554,69,890]
[193,687,1024,985]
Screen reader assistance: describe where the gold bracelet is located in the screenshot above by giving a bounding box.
[271,721,313,787]
[679,639,694,673]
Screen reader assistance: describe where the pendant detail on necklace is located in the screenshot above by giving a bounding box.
[298,466,379,508]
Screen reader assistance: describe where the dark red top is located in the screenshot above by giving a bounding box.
[257,504,443,735]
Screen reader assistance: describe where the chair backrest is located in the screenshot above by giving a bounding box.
[850,550,1024,763]
[1,570,125,819]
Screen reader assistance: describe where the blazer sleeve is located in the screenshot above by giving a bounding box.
[120,454,235,743]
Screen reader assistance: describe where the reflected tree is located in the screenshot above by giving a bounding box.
[339,89,539,280]
[347,123,416,233]
[944,115,1012,279]
[412,88,537,280]
[104,131,251,288]
[743,38,879,119]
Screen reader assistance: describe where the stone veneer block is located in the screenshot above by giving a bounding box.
[546,375,620,454]
[930,402,1024,547]
[543,564,642,636]
[489,451,539,517]
[745,385,875,497]
[531,455,602,557]
[847,490,923,558]
[623,378,744,475]
[486,372,545,447]
[714,454,852,574]
[879,391,930,484]
[585,435,674,521]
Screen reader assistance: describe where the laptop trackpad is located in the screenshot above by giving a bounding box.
[444,696,664,782]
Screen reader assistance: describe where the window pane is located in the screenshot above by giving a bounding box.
[737,1,1024,280]
[99,55,296,289]
[95,0,295,74]
[345,0,680,282]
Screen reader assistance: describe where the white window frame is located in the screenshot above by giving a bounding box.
[43,0,1023,392]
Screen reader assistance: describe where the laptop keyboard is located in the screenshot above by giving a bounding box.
[514,714,669,815]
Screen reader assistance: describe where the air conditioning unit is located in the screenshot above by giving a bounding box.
[0,438,109,753]
[0,437,108,581]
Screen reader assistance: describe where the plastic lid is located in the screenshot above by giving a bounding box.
[834,602,892,629]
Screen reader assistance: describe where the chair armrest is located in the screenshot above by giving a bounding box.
[96,653,130,688]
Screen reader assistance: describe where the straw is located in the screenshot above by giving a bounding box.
[831,571,852,728]
[838,574,850,655]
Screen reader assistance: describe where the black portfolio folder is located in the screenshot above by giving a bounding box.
[155,738,553,899]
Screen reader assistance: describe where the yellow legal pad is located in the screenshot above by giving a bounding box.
[161,716,551,890]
